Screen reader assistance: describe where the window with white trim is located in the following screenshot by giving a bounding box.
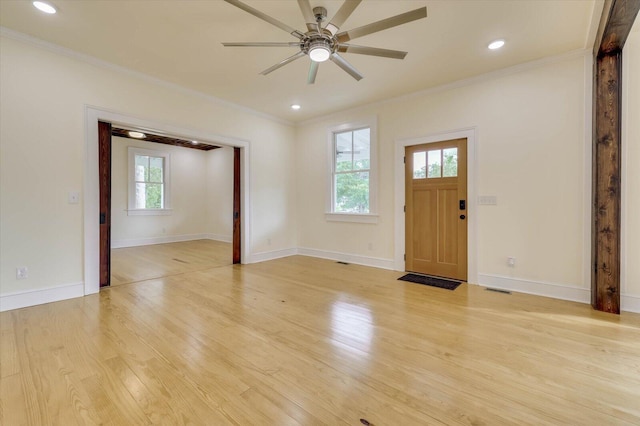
[327,118,377,223]
[128,147,171,215]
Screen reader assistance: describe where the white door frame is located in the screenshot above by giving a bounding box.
[394,127,478,284]
[83,105,251,295]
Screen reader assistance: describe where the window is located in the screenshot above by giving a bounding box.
[413,148,458,179]
[128,147,171,215]
[326,118,377,223]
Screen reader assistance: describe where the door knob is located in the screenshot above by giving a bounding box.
[460,214,466,220]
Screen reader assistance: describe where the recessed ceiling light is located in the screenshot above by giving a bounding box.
[192,140,199,145]
[33,1,56,14]
[488,40,505,50]
[128,131,146,139]
[291,104,301,110]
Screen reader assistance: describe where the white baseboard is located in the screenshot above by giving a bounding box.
[0,282,84,312]
[111,233,231,248]
[478,274,640,313]
[478,274,591,305]
[297,247,395,270]
[249,248,299,263]
[622,294,640,314]
[205,233,232,243]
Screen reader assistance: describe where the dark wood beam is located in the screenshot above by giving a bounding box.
[592,0,640,313]
[233,147,241,264]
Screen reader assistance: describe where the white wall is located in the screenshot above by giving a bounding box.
[296,52,592,302]
[206,146,234,242]
[111,136,233,247]
[0,34,296,307]
[623,19,640,310]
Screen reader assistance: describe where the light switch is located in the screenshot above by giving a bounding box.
[68,191,80,204]
[478,195,497,205]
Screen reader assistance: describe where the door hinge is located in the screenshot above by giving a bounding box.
[404,254,406,261]
[404,205,406,213]
[403,156,405,164]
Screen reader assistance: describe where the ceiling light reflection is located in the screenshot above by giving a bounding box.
[331,300,374,358]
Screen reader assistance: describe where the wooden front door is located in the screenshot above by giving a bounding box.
[405,138,467,281]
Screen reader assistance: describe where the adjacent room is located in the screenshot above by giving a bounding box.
[1,0,639,424]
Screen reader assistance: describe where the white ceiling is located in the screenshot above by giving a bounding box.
[0,0,600,123]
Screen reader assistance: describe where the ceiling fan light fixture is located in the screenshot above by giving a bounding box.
[291,104,301,110]
[309,44,331,62]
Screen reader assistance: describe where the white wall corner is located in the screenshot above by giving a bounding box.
[111,233,228,249]
[297,247,395,270]
[0,282,85,312]
[249,248,299,264]
[621,294,640,314]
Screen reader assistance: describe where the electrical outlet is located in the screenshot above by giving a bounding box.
[68,191,80,204]
[507,257,516,267]
[16,267,28,280]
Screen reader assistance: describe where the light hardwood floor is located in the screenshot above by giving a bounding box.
[2,254,640,425]
[110,239,232,286]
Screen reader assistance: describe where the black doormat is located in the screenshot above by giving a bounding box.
[398,273,461,290]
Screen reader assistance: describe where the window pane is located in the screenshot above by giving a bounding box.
[135,183,147,209]
[427,150,441,178]
[135,155,148,181]
[145,183,163,209]
[335,171,369,213]
[135,183,164,208]
[413,151,426,178]
[353,128,370,170]
[149,157,164,183]
[443,148,458,177]
[335,131,353,172]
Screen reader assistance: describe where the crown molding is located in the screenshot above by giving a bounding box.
[297,48,591,127]
[0,26,293,127]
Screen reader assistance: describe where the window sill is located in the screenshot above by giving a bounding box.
[325,213,378,224]
[127,209,173,216]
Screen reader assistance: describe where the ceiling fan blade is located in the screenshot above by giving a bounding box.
[330,53,363,81]
[308,61,319,84]
[260,51,306,75]
[326,0,362,35]
[223,42,301,47]
[337,44,407,59]
[297,0,317,32]
[336,7,427,43]
[224,0,304,39]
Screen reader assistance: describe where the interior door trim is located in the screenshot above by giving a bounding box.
[394,127,478,284]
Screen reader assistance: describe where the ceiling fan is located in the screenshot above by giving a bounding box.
[222,0,427,84]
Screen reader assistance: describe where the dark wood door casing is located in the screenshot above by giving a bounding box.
[98,121,112,287]
[591,0,640,313]
[233,147,241,264]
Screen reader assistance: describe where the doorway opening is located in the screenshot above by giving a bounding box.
[98,122,241,287]
[84,107,250,295]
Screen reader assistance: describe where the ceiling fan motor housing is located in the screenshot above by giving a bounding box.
[313,6,327,22]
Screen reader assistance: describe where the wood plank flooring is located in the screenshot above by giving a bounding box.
[110,239,231,286]
[2,254,640,425]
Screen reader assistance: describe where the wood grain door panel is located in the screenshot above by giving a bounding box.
[405,139,467,280]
